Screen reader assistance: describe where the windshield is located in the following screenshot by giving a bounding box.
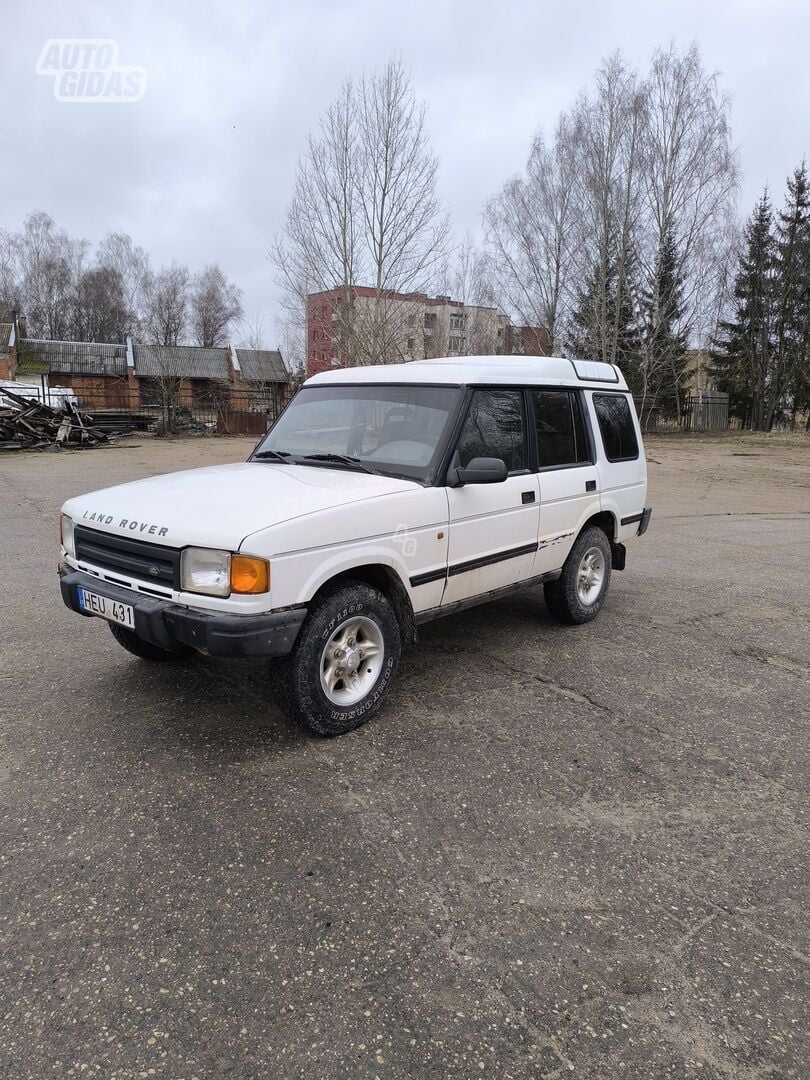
[252,384,461,481]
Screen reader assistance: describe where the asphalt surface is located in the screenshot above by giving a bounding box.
[0,433,807,1079]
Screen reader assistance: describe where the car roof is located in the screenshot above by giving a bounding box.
[305,355,629,391]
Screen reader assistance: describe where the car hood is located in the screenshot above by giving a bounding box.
[62,462,421,551]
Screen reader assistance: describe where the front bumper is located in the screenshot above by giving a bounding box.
[59,567,307,658]
[638,505,653,536]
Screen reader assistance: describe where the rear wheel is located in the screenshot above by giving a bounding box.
[544,526,612,625]
[109,622,194,660]
[280,582,401,736]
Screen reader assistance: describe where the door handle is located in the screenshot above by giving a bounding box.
[521,490,536,504]
[585,480,596,492]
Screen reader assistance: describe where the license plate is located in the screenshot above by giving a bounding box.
[77,587,135,629]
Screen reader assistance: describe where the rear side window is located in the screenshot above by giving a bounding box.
[531,390,591,468]
[593,394,639,461]
[456,390,527,472]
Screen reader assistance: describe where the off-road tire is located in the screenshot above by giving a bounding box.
[109,622,194,660]
[280,581,401,736]
[543,526,612,625]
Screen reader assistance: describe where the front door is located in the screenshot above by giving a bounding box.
[442,389,539,606]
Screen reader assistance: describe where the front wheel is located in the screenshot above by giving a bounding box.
[280,582,401,736]
[543,526,612,625]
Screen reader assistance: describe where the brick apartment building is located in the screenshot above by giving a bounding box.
[0,312,290,432]
[306,287,549,376]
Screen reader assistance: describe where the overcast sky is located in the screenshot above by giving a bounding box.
[3,0,808,346]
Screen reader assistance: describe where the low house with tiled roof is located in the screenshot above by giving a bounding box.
[2,315,290,433]
[17,338,132,408]
[233,348,288,383]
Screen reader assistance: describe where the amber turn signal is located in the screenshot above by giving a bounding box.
[230,555,270,594]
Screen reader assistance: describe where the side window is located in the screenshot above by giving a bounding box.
[456,390,527,472]
[532,390,591,468]
[593,393,639,461]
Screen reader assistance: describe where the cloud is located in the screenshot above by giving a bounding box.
[2,0,808,346]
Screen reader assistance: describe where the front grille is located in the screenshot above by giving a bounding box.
[74,525,180,589]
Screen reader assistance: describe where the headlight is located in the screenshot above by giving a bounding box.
[180,547,231,597]
[61,514,76,558]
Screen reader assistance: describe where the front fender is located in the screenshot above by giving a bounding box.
[298,546,413,605]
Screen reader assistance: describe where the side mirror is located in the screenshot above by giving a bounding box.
[448,456,508,487]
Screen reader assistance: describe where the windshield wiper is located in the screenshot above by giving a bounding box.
[300,453,379,475]
[252,449,294,462]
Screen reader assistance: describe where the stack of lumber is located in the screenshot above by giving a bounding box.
[0,386,109,450]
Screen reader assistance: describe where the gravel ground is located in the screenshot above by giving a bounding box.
[0,432,807,1079]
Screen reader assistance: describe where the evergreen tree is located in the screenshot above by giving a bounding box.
[713,192,777,430]
[638,226,688,419]
[569,248,640,389]
[569,255,604,360]
[771,162,810,428]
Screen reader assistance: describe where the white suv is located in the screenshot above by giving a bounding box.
[59,356,651,735]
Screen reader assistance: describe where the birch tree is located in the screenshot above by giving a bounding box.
[271,81,363,364]
[567,53,645,368]
[96,231,150,337]
[271,61,449,366]
[356,60,450,363]
[484,116,579,352]
[0,228,20,318]
[484,43,738,395]
[189,263,243,347]
[142,262,189,346]
[138,261,190,430]
[636,43,739,413]
[448,233,500,355]
[15,211,87,339]
[73,266,129,342]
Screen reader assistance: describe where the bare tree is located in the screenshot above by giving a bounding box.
[0,228,21,318]
[272,61,449,368]
[485,117,579,352]
[566,53,645,366]
[638,44,739,337]
[274,313,307,388]
[189,263,243,347]
[142,261,189,346]
[356,60,450,363]
[445,233,503,355]
[450,233,496,308]
[484,43,739,395]
[73,265,128,342]
[14,211,88,339]
[237,309,268,352]
[139,347,186,434]
[96,231,150,337]
[139,262,190,432]
[271,80,363,365]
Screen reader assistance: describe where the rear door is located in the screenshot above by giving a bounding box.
[589,391,646,534]
[442,389,539,605]
[530,388,602,576]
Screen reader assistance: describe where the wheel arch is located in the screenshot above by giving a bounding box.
[581,509,617,542]
[579,510,625,570]
[311,563,418,645]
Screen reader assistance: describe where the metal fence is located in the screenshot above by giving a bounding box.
[38,379,293,436]
[634,393,729,434]
[14,374,733,439]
